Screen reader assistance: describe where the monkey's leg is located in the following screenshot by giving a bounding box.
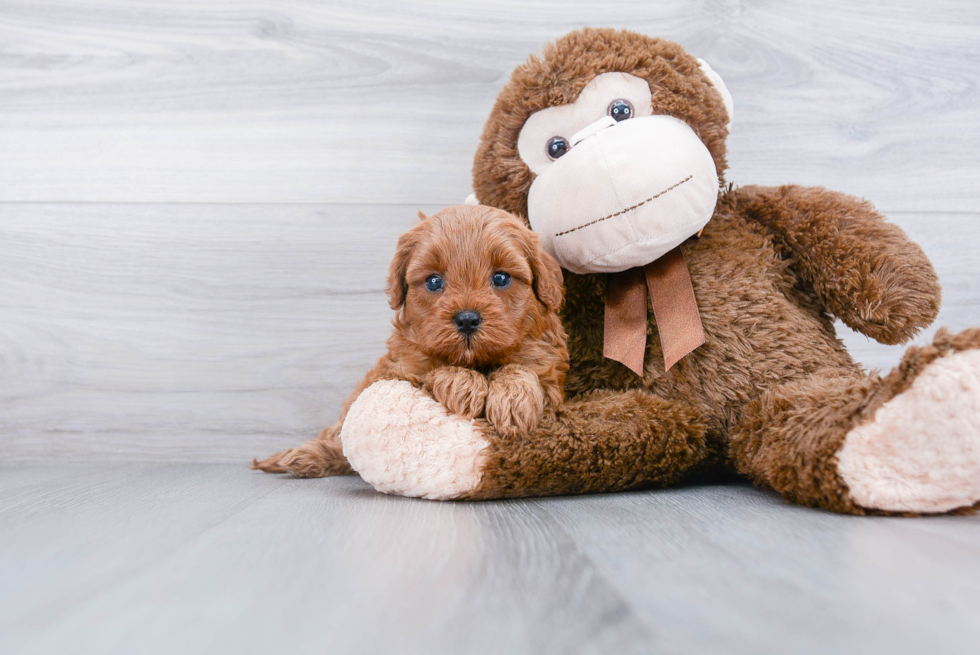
[730,328,980,514]
[341,381,712,500]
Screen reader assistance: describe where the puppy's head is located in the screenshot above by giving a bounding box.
[388,205,563,367]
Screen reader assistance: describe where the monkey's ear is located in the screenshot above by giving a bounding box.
[387,230,418,310]
[697,58,734,129]
[525,230,564,312]
[417,210,429,221]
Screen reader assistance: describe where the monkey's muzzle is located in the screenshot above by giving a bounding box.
[527,114,719,274]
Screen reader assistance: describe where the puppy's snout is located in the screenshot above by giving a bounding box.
[453,310,482,336]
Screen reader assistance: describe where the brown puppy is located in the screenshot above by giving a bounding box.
[253,205,568,477]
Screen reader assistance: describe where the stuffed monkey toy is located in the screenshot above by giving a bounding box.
[259,28,980,515]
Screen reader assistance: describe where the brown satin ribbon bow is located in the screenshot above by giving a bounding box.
[603,246,705,376]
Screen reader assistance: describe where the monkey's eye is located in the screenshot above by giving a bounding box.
[546,136,569,160]
[608,99,634,122]
[491,272,512,289]
[424,274,443,292]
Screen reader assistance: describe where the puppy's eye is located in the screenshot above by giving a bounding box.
[491,272,512,289]
[608,99,633,122]
[546,136,569,160]
[424,274,443,292]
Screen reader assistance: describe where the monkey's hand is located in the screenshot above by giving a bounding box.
[485,364,545,438]
[424,366,489,420]
[737,184,940,345]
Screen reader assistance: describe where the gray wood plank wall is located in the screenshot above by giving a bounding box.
[2,0,978,462]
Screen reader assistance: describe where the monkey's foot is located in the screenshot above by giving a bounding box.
[341,380,490,500]
[837,338,980,514]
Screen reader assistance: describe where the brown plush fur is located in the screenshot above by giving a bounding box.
[460,27,974,514]
[468,388,714,499]
[460,185,942,507]
[253,205,568,475]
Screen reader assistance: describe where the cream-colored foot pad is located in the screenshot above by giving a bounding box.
[341,380,489,500]
[838,350,980,513]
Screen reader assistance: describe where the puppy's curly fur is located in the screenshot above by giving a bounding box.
[253,205,568,477]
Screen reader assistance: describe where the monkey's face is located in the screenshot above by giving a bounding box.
[471,29,734,274]
[517,70,729,274]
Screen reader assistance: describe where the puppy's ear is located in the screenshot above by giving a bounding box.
[387,229,418,310]
[523,230,564,312]
[417,210,429,221]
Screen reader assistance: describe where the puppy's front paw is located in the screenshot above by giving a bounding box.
[424,367,489,419]
[486,365,545,438]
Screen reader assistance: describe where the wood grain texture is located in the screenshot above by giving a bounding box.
[0,0,977,209]
[545,487,980,654]
[1,465,978,654]
[0,204,432,461]
[1,204,975,462]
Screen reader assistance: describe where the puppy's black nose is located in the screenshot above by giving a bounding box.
[453,310,482,335]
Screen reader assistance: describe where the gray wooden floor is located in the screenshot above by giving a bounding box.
[2,1,979,653]
[2,465,979,655]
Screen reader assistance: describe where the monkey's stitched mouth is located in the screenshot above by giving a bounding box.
[554,174,694,237]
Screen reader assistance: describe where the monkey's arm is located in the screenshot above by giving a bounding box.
[339,381,712,500]
[465,389,710,499]
[736,184,940,344]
